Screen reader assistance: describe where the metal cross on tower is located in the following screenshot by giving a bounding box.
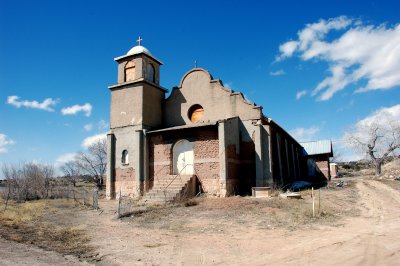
[136,36,143,46]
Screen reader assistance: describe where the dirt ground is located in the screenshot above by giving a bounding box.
[1,177,400,265]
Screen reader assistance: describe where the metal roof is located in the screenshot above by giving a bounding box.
[300,140,333,156]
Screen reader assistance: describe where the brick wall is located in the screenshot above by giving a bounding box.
[148,126,221,195]
[316,160,330,180]
[148,135,170,190]
[115,167,136,197]
[193,130,220,194]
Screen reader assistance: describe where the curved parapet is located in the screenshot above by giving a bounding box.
[165,68,263,127]
[178,68,215,88]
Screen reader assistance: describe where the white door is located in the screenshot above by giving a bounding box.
[173,140,194,175]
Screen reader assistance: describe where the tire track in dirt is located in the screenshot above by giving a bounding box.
[86,179,400,265]
[356,180,400,266]
[242,179,400,265]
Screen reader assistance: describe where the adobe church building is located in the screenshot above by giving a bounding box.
[106,40,324,201]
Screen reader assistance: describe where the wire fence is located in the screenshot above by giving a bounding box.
[1,185,99,210]
[117,193,139,218]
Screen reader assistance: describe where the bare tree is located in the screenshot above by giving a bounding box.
[1,162,55,201]
[345,121,400,175]
[60,160,81,187]
[75,139,107,189]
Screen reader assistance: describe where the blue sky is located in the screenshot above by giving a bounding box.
[1,0,400,172]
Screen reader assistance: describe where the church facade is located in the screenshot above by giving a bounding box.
[106,42,313,200]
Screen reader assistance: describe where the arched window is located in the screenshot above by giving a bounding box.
[188,104,204,123]
[124,61,135,82]
[121,150,129,164]
[146,63,155,82]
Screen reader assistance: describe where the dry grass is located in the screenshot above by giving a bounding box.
[0,179,363,263]
[123,184,359,232]
[0,199,94,258]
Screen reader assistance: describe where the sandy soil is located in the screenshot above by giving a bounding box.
[89,179,400,265]
[0,237,89,266]
[1,178,400,265]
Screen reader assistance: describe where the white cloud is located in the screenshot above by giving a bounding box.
[277,41,299,61]
[289,126,320,141]
[55,152,77,167]
[277,16,400,100]
[269,69,286,76]
[0,134,15,154]
[296,90,307,100]
[98,119,109,130]
[61,103,92,117]
[7,95,57,112]
[83,123,93,131]
[356,104,400,127]
[81,133,107,148]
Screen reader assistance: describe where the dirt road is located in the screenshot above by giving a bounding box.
[88,179,400,265]
[1,179,400,265]
[260,180,400,266]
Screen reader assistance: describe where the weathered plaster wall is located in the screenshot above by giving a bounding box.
[164,69,262,127]
[221,117,240,196]
[142,83,164,128]
[110,83,165,129]
[269,125,304,186]
[261,125,272,184]
[110,127,138,197]
[110,85,143,128]
[112,127,137,169]
[106,133,115,199]
[116,54,160,85]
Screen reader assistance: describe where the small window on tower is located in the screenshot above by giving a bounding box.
[188,104,204,123]
[146,63,155,82]
[122,150,129,165]
[124,61,135,82]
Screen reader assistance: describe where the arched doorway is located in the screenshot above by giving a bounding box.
[173,139,194,175]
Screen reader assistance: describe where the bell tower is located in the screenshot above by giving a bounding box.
[108,37,166,129]
[106,38,167,199]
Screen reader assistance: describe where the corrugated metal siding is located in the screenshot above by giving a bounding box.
[300,140,332,156]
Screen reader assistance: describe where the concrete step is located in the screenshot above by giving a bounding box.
[145,191,180,197]
[154,179,190,184]
[144,189,181,195]
[154,179,192,185]
[153,182,188,187]
[150,186,186,191]
[152,183,188,187]
[141,175,195,205]
[154,175,193,182]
